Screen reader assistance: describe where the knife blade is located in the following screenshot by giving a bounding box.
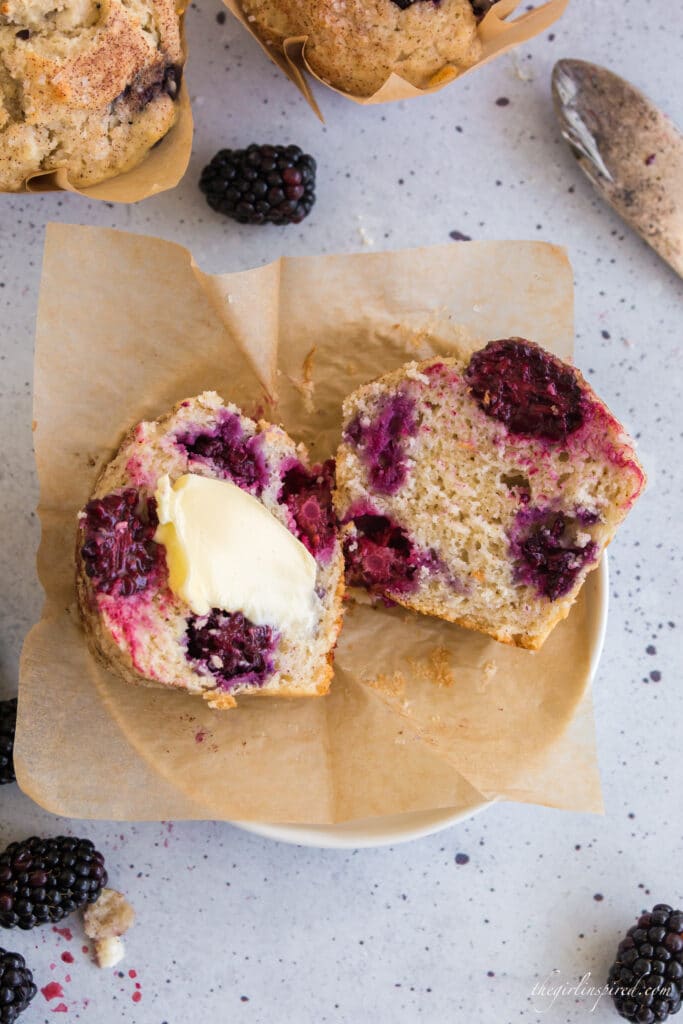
[552,58,683,278]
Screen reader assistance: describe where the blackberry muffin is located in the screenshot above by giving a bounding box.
[239,0,500,97]
[76,393,344,709]
[0,0,184,190]
[335,339,645,649]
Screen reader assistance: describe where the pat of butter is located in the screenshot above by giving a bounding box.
[154,474,317,631]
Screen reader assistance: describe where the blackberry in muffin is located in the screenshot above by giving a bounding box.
[335,339,645,649]
[76,393,344,709]
[0,0,184,190]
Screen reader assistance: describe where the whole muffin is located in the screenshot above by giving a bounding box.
[335,339,645,649]
[76,393,345,710]
[0,0,184,191]
[240,0,499,97]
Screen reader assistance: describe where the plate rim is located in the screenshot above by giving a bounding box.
[230,555,610,850]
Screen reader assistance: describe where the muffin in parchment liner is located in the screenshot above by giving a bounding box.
[223,0,569,116]
[17,226,612,824]
[0,1,191,200]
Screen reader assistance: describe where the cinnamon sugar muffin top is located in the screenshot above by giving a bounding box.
[0,0,183,190]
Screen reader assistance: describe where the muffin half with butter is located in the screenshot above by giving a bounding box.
[0,0,184,191]
[76,392,344,709]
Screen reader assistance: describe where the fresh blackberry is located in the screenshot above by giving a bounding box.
[0,701,17,786]
[199,144,316,225]
[0,948,36,1023]
[0,837,107,930]
[608,904,683,1023]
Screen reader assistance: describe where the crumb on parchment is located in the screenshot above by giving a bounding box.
[287,345,317,414]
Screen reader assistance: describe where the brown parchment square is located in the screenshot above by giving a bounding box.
[16,224,603,822]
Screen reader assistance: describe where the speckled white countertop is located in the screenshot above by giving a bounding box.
[1,1,682,1021]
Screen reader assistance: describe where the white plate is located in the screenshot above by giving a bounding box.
[232,555,610,849]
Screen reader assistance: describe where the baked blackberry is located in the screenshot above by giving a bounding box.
[336,346,644,647]
[516,512,598,601]
[470,0,501,17]
[199,145,316,225]
[608,904,683,1023]
[280,459,338,561]
[392,0,499,12]
[80,490,159,598]
[0,948,36,1023]
[0,837,107,930]
[0,701,17,786]
[465,338,585,441]
[185,610,277,688]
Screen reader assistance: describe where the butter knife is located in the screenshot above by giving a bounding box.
[552,59,683,278]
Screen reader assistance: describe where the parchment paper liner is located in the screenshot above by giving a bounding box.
[222,0,569,118]
[9,13,192,202]
[16,224,604,823]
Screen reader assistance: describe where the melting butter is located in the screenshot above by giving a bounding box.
[154,474,317,631]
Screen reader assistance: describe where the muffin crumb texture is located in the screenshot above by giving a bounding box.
[94,936,125,969]
[335,340,645,649]
[76,392,345,707]
[83,887,136,940]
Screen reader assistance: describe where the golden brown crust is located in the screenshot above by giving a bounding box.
[0,0,184,190]
[203,691,237,710]
[239,0,482,97]
[389,590,567,651]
